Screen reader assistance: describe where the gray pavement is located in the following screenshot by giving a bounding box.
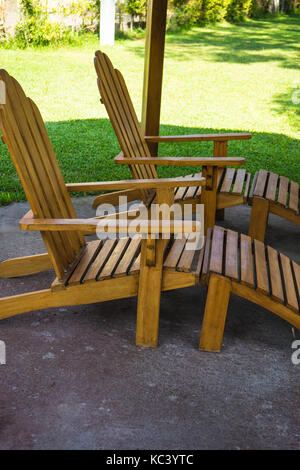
[0,197,299,450]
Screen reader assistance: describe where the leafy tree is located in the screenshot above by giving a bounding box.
[226,0,253,21]
[125,0,147,30]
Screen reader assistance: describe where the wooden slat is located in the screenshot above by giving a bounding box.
[115,156,243,167]
[243,172,251,198]
[265,172,278,202]
[183,173,201,200]
[289,181,299,212]
[209,227,224,275]
[195,178,204,198]
[240,234,254,287]
[115,68,157,179]
[254,239,269,295]
[232,169,246,196]
[194,244,205,278]
[192,172,204,199]
[84,239,117,282]
[68,177,204,193]
[220,168,236,193]
[146,133,252,143]
[97,53,141,158]
[98,237,131,280]
[67,241,102,285]
[177,236,197,272]
[253,169,268,198]
[292,261,300,306]
[52,244,88,290]
[280,253,298,312]
[225,229,238,280]
[202,228,213,276]
[129,253,141,274]
[114,237,142,277]
[95,52,151,195]
[216,168,225,191]
[115,68,153,162]
[267,246,284,304]
[249,171,259,199]
[174,175,190,201]
[164,238,186,269]
[98,73,143,182]
[277,176,289,206]
[29,99,85,251]
[95,51,156,191]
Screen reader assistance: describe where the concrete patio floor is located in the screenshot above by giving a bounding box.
[0,197,299,450]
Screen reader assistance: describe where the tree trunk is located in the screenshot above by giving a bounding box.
[4,0,20,37]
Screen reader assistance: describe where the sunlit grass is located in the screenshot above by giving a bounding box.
[0,15,299,203]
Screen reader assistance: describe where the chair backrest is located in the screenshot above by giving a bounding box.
[0,70,85,279]
[94,50,158,185]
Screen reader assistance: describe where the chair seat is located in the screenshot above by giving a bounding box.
[249,170,300,214]
[203,226,300,313]
[174,168,252,202]
[57,235,206,288]
[56,226,300,316]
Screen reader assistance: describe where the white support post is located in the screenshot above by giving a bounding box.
[100,0,116,46]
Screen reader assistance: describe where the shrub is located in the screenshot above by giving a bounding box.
[201,0,231,23]
[226,0,253,21]
[15,0,75,48]
[168,0,230,27]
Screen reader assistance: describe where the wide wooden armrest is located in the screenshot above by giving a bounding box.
[145,133,252,143]
[115,154,245,167]
[20,213,201,235]
[66,175,205,192]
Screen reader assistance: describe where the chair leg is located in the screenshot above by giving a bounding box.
[199,274,231,352]
[136,239,165,348]
[0,253,52,278]
[248,197,269,242]
[136,276,162,347]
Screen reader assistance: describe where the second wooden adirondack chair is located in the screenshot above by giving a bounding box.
[93,51,252,227]
[94,51,300,242]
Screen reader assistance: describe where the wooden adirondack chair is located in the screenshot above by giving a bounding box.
[94,51,300,243]
[0,69,204,349]
[248,169,300,241]
[93,50,252,226]
[0,70,299,352]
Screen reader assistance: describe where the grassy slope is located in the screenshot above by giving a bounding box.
[0,15,299,204]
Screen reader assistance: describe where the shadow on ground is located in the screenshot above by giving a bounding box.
[131,15,300,70]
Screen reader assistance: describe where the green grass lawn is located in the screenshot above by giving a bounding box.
[0,15,299,204]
